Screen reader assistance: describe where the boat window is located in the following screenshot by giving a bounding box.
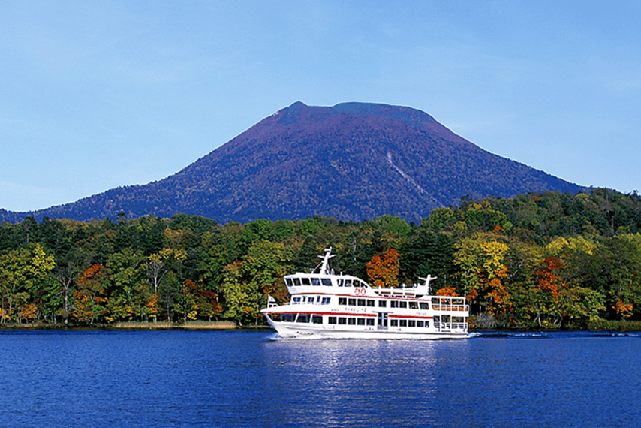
[338,318,347,325]
[390,301,398,308]
[311,278,321,286]
[417,321,424,327]
[348,318,356,325]
[390,319,398,327]
[367,300,376,307]
[339,298,347,306]
[399,320,407,327]
[420,302,429,310]
[322,278,332,286]
[328,317,337,324]
[409,302,418,310]
[285,278,293,286]
[293,278,301,286]
[301,278,311,286]
[357,299,366,307]
[357,318,366,325]
[408,320,416,327]
[344,279,352,287]
[366,319,375,326]
[292,297,301,304]
[282,314,294,322]
[425,321,430,327]
[312,315,323,324]
[322,297,331,305]
[399,301,408,309]
[378,300,387,308]
[308,296,315,304]
[348,298,356,306]
[337,279,343,287]
[297,314,309,323]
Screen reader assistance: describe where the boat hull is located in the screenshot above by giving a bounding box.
[267,320,468,340]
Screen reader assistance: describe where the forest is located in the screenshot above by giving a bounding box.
[1,187,641,330]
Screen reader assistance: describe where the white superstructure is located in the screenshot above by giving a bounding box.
[261,248,469,339]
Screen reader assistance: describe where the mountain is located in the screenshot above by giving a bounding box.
[0,101,584,224]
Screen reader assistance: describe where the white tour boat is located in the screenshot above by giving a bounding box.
[261,248,469,339]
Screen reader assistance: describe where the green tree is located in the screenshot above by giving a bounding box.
[220,261,253,325]
[0,244,56,324]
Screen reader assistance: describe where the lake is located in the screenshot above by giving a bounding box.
[0,330,639,427]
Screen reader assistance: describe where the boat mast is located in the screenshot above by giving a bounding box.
[418,275,437,294]
[316,247,335,275]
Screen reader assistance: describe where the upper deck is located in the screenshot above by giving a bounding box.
[282,248,466,310]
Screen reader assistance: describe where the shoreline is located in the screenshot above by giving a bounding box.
[0,320,639,333]
[0,321,271,331]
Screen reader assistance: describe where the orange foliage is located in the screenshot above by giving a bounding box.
[436,287,459,297]
[73,264,107,323]
[147,294,159,319]
[20,303,38,322]
[366,249,400,288]
[613,300,633,318]
[488,278,509,305]
[78,264,103,285]
[466,289,478,301]
[535,256,567,298]
[201,289,223,316]
[486,267,511,317]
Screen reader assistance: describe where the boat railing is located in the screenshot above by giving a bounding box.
[374,285,429,297]
[432,304,469,312]
[435,322,468,332]
[431,296,468,313]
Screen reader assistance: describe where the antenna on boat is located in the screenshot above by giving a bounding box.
[418,275,437,294]
[314,247,335,275]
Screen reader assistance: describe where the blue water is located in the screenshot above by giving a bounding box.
[0,330,639,427]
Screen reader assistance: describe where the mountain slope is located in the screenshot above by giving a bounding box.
[0,102,584,224]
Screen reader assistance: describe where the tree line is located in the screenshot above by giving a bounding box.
[1,188,640,329]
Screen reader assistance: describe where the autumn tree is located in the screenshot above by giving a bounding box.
[366,248,400,288]
[435,287,459,297]
[454,233,511,318]
[72,264,107,324]
[533,256,568,327]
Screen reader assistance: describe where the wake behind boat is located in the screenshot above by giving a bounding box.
[261,248,469,339]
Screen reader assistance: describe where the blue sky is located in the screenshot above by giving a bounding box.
[1,1,640,212]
